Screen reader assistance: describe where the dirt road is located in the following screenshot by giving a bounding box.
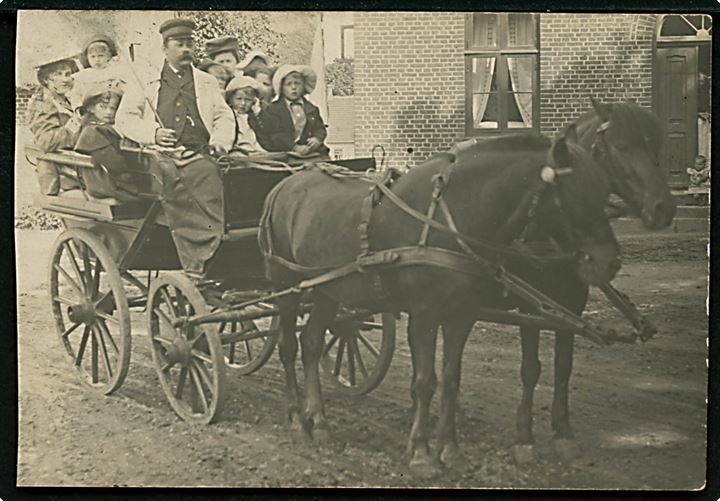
[16,230,708,488]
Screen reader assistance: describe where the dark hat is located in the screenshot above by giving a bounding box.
[159,18,196,42]
[80,34,119,68]
[35,56,80,85]
[205,36,240,60]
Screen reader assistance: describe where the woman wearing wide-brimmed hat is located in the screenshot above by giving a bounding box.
[255,64,328,157]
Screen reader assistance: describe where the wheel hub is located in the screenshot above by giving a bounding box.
[164,336,193,367]
[67,302,96,325]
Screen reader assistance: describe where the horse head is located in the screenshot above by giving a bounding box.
[586,98,676,229]
[531,125,621,285]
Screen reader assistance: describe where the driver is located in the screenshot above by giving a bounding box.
[115,18,235,281]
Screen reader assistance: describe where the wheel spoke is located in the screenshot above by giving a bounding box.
[322,333,340,357]
[189,367,210,414]
[54,295,76,307]
[91,256,102,296]
[333,338,346,377]
[91,326,99,383]
[153,335,176,347]
[160,288,178,318]
[75,326,91,367]
[174,288,190,318]
[243,340,253,361]
[361,321,382,330]
[81,245,93,295]
[92,325,113,380]
[191,348,213,365]
[96,320,119,354]
[153,307,176,333]
[193,360,214,389]
[346,335,357,386]
[63,242,87,289]
[175,366,189,399]
[357,332,380,358]
[61,321,82,339]
[351,337,369,379]
[95,310,119,325]
[55,264,84,297]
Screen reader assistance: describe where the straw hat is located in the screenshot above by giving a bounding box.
[225,75,263,97]
[272,64,317,100]
[237,49,271,77]
[34,55,80,85]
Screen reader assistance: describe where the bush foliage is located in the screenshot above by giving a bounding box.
[325,58,354,96]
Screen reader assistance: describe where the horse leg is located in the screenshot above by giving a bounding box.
[552,331,581,461]
[512,325,541,465]
[300,294,339,444]
[276,294,309,441]
[406,312,441,479]
[435,315,474,471]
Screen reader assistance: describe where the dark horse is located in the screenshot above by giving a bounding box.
[504,100,675,464]
[259,129,621,477]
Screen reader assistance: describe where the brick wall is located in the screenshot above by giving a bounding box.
[540,14,656,136]
[354,12,465,170]
[354,13,657,167]
[16,86,38,125]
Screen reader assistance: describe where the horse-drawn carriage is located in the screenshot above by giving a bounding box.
[29,99,673,475]
[30,144,396,423]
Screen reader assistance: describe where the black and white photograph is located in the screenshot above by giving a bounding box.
[14,9,710,489]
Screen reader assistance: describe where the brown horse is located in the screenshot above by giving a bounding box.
[507,100,675,464]
[259,130,620,477]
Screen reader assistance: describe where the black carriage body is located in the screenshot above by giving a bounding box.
[31,147,376,289]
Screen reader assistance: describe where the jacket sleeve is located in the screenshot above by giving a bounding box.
[307,104,327,142]
[27,98,78,153]
[256,105,296,152]
[114,81,158,145]
[208,83,236,152]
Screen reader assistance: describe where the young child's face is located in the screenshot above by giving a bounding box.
[207,66,229,89]
[282,73,305,102]
[87,98,120,124]
[213,51,238,75]
[86,42,112,69]
[255,73,273,101]
[230,88,257,114]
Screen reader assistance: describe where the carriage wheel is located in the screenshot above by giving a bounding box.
[147,273,226,424]
[49,229,131,394]
[220,301,279,375]
[321,312,396,396]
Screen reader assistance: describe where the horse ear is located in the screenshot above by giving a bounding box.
[565,123,579,145]
[551,137,572,168]
[590,97,612,122]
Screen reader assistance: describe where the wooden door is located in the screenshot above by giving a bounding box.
[655,46,697,186]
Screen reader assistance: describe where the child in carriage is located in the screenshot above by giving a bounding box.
[252,66,275,109]
[256,64,329,157]
[68,34,126,111]
[72,82,140,201]
[224,76,267,155]
[198,58,231,90]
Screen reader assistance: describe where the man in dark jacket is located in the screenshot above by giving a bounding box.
[256,64,329,157]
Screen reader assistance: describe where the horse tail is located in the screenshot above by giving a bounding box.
[258,174,293,262]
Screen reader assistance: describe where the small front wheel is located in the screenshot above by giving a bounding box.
[147,273,225,424]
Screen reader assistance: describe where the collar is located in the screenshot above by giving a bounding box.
[284,97,304,109]
[166,60,189,77]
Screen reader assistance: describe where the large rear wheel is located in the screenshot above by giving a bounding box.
[49,229,131,394]
[147,273,226,424]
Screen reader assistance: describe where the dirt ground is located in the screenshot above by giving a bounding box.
[15,229,709,489]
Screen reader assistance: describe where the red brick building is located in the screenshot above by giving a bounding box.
[354,13,711,187]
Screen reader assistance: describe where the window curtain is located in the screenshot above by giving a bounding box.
[507,15,534,127]
[472,57,495,127]
[471,15,497,127]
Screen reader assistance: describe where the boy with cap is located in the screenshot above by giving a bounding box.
[26,55,83,195]
[256,64,328,157]
[68,34,126,110]
[114,18,235,280]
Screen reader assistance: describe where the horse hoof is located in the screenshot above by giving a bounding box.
[512,444,536,466]
[440,445,468,471]
[290,420,312,444]
[554,438,581,462]
[409,450,443,479]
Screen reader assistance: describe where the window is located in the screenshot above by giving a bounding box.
[465,13,539,135]
[657,14,712,42]
[341,25,354,59]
